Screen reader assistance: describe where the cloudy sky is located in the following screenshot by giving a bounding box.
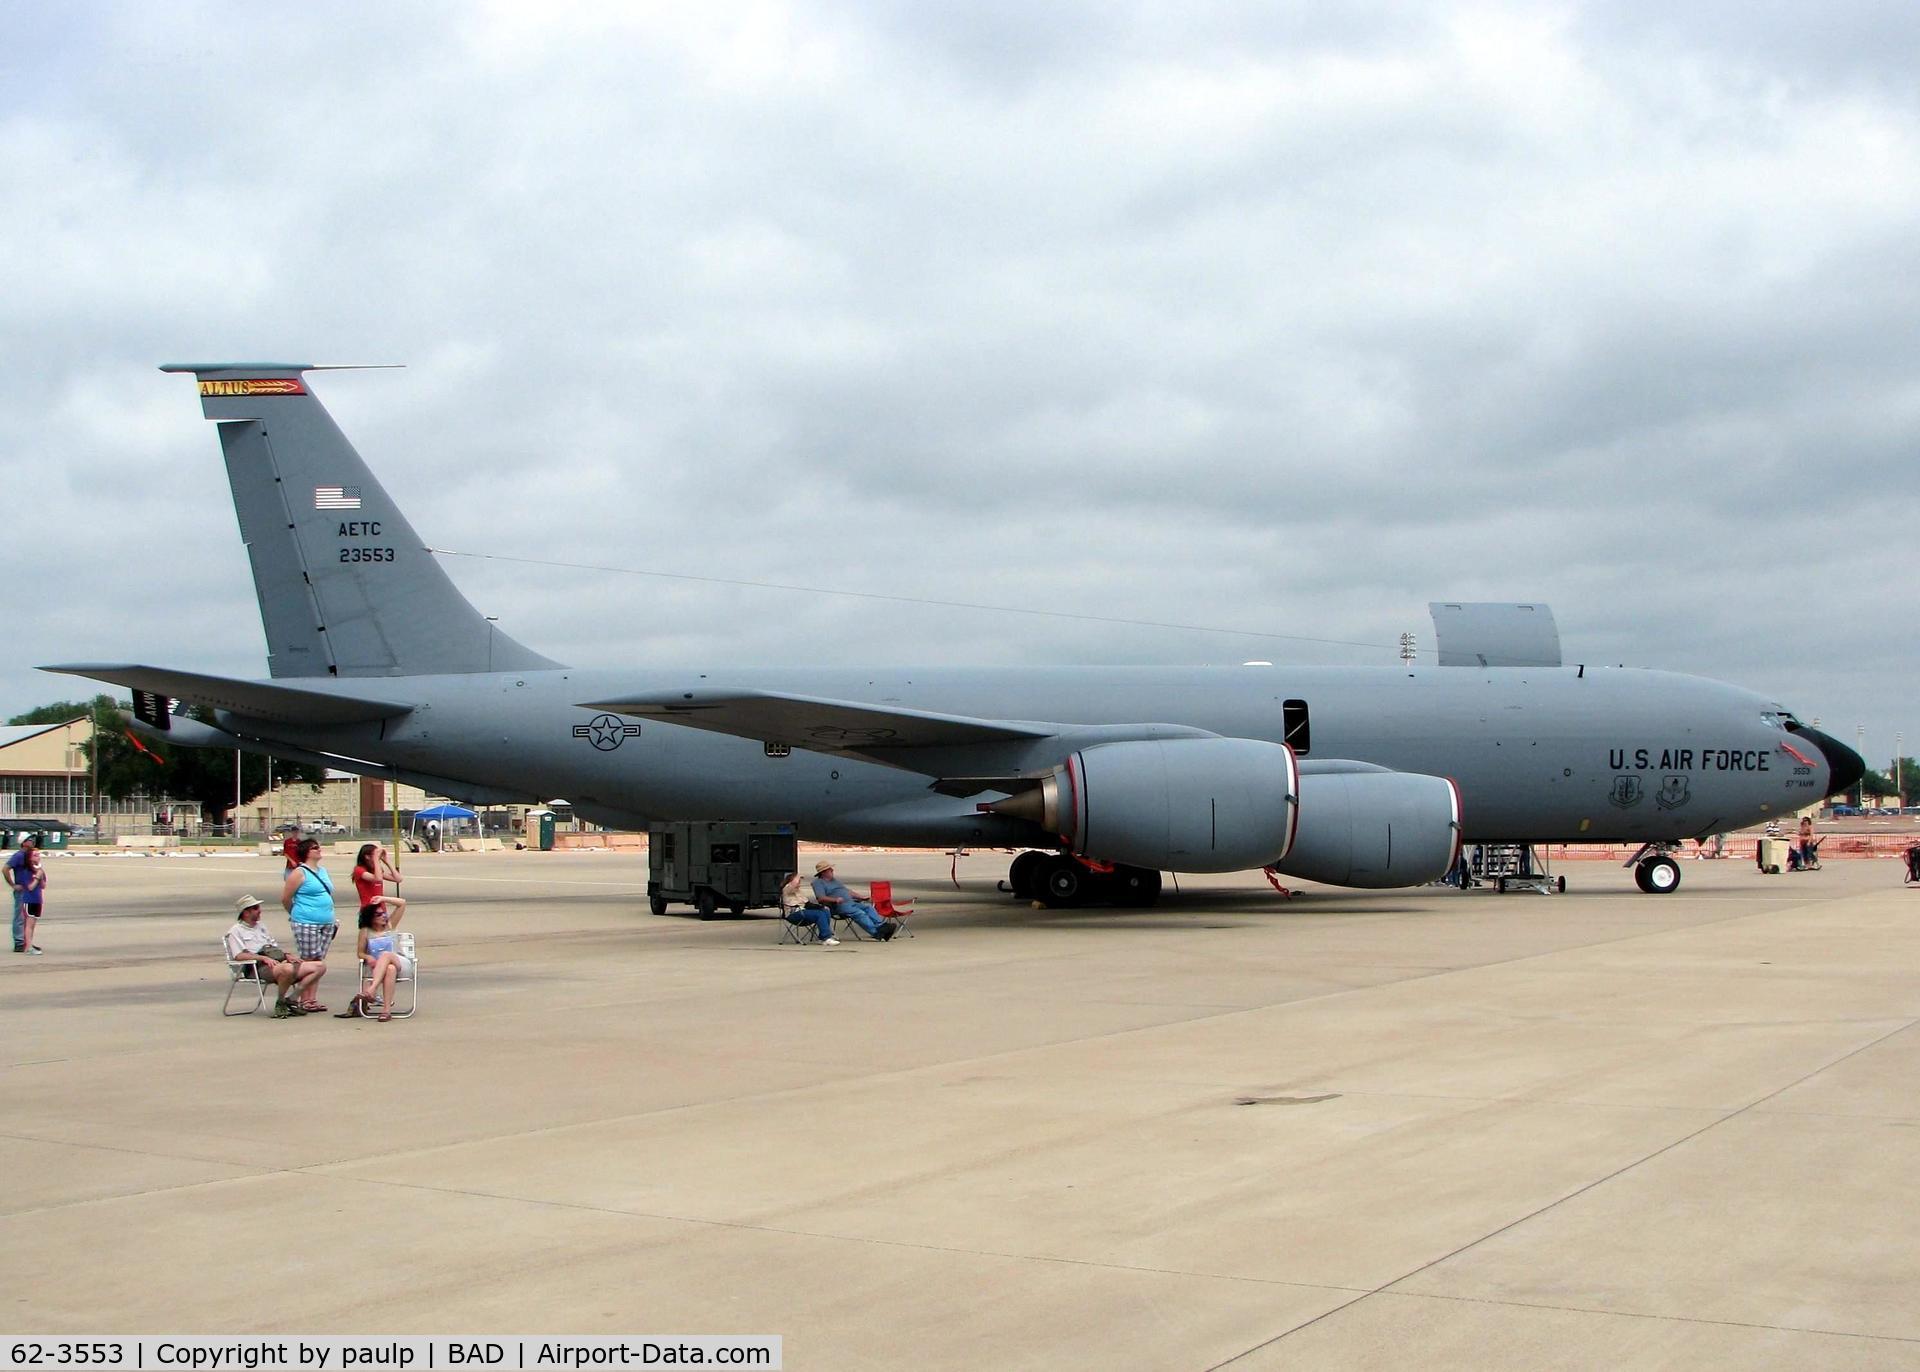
[3,2,1915,765]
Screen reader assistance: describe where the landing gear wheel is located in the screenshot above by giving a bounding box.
[1556,875,1567,893]
[1112,866,1162,907]
[1496,876,1509,894]
[695,888,719,919]
[1008,850,1048,900]
[648,893,669,916]
[1636,856,1680,894]
[1040,857,1086,908]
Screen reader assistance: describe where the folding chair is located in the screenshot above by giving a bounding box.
[870,881,916,937]
[778,896,829,944]
[222,940,272,1016]
[361,930,419,1018]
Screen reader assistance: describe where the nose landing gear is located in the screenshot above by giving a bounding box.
[1625,843,1683,894]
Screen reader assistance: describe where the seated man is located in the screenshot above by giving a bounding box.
[779,872,839,946]
[809,861,897,941]
[224,893,325,1017]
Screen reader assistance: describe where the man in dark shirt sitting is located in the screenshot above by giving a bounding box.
[809,861,896,940]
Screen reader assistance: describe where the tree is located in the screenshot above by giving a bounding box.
[7,701,95,727]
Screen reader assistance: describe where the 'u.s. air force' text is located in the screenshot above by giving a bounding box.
[1608,747,1772,772]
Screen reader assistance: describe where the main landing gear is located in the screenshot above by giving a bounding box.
[1006,850,1162,908]
[1625,843,1682,894]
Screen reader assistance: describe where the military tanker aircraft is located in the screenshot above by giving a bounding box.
[47,365,1862,905]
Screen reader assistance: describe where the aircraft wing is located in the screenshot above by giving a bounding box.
[583,689,1052,753]
[584,687,1227,793]
[44,664,416,727]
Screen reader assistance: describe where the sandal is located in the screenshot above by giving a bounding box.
[300,1002,328,1013]
[377,1010,393,1023]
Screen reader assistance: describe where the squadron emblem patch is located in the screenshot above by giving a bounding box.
[1608,775,1643,808]
[1654,774,1692,809]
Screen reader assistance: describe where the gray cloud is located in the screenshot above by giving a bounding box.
[2,2,1914,764]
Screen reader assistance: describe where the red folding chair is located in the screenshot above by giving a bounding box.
[870,880,915,936]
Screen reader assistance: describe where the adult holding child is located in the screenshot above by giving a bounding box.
[279,837,337,1012]
[8,835,45,955]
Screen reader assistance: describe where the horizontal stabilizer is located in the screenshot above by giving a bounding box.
[582,689,1052,753]
[45,664,414,726]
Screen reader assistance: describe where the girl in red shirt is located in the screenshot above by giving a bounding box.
[352,843,407,919]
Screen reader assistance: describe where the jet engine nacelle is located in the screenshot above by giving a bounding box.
[998,737,1300,873]
[991,738,1462,887]
[1272,770,1463,888]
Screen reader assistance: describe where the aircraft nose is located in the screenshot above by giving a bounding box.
[1797,726,1865,798]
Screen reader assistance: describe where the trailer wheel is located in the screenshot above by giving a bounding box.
[695,888,719,920]
[648,894,668,916]
[1040,857,1085,908]
[729,902,745,917]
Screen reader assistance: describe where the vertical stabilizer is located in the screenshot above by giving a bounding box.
[162,364,559,678]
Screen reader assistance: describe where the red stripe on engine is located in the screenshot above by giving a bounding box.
[1445,777,1464,869]
[1282,744,1299,859]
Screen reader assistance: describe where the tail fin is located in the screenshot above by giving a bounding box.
[162,364,559,678]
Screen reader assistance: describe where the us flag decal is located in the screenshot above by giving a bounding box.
[315,486,362,509]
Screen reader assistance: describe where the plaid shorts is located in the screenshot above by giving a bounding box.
[292,921,337,960]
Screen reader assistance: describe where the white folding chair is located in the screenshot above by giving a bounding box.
[361,930,419,1018]
[221,940,271,1016]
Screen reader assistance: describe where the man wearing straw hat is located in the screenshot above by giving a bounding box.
[224,893,328,1018]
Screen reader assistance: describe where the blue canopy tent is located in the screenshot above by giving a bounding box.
[411,803,478,850]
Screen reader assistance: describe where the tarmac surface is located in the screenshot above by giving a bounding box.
[2,848,1917,1369]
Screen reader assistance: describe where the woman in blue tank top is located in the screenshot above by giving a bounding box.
[279,838,338,1010]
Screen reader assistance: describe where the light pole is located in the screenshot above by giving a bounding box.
[1897,732,1904,807]
[1857,725,1866,806]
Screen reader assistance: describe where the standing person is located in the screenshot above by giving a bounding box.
[1797,815,1819,870]
[224,894,325,1017]
[352,843,407,921]
[279,837,337,1011]
[809,860,897,940]
[352,903,411,1022]
[7,837,44,955]
[281,824,304,873]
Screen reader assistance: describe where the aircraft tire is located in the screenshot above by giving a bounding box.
[1040,856,1086,908]
[1497,876,1509,894]
[1008,850,1048,900]
[1637,856,1681,895]
[1557,875,1567,893]
[648,894,669,916]
[695,888,719,920]
[1112,866,1162,907]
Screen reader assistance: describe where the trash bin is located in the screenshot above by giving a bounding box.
[537,812,555,851]
[35,828,68,850]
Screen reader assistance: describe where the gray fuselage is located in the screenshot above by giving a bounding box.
[224,661,1827,852]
